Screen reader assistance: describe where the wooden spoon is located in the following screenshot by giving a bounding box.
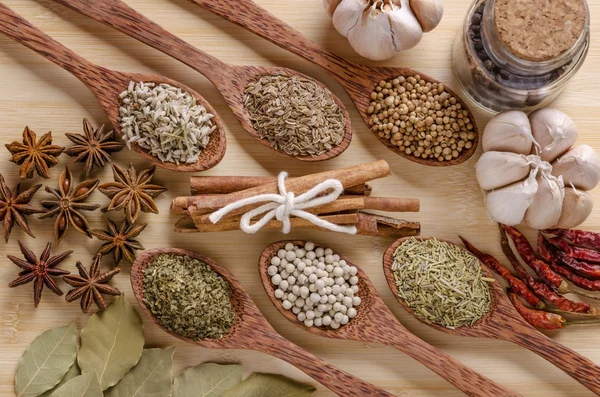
[185,0,479,167]
[131,247,393,397]
[258,240,522,397]
[48,0,352,162]
[0,1,225,172]
[383,236,600,395]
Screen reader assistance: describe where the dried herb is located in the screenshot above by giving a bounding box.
[40,363,80,397]
[173,363,242,397]
[65,118,125,178]
[0,173,43,242]
[105,347,175,397]
[99,163,167,224]
[90,218,146,265]
[48,373,103,397]
[40,166,100,244]
[6,126,64,179]
[14,324,78,397]
[8,241,72,307]
[63,256,121,313]
[392,238,492,328]
[142,253,235,340]
[222,373,316,397]
[78,294,144,391]
[244,73,345,157]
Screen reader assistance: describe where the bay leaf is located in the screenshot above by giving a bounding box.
[15,323,78,397]
[222,373,316,397]
[77,294,144,390]
[48,373,102,397]
[105,347,175,397]
[40,363,80,397]
[173,363,242,397]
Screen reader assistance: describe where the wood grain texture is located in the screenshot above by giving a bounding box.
[188,0,479,167]
[1,0,600,396]
[0,1,227,172]
[51,0,353,162]
[259,240,523,397]
[383,237,600,395]
[131,247,394,397]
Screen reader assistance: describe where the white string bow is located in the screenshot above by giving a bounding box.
[209,172,358,235]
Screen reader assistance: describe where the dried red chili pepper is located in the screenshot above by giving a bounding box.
[460,236,544,309]
[499,227,592,313]
[551,248,600,279]
[501,225,568,293]
[547,236,600,265]
[507,289,566,330]
[546,229,600,249]
[538,234,600,291]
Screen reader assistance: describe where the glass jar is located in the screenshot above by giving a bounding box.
[452,0,590,113]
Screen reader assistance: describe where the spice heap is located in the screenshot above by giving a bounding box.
[367,76,476,162]
[392,237,492,328]
[243,73,345,157]
[268,242,361,330]
[142,253,235,340]
[119,81,216,164]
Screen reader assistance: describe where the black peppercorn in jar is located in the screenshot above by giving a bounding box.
[452,0,590,113]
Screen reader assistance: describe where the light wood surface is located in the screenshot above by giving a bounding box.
[0,0,599,396]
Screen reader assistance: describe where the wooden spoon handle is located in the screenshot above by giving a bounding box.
[0,1,100,85]
[377,324,522,397]
[187,0,358,82]
[255,332,395,396]
[506,328,600,394]
[52,0,231,83]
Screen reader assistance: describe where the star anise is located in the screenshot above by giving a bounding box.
[8,240,72,307]
[39,165,100,244]
[63,256,121,313]
[65,118,125,178]
[5,127,64,179]
[0,174,43,242]
[90,218,146,266]
[99,163,167,224]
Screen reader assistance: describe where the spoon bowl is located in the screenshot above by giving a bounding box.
[50,0,352,162]
[130,247,395,397]
[0,2,226,172]
[258,240,523,397]
[383,236,600,394]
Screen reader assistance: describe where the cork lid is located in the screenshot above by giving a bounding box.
[493,0,587,62]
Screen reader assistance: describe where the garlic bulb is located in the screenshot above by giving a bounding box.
[482,110,534,155]
[410,0,443,32]
[326,0,428,60]
[552,144,600,191]
[529,108,578,162]
[555,187,594,229]
[523,173,565,230]
[485,169,539,226]
[475,151,531,191]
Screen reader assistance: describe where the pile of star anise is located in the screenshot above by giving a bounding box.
[3,120,167,312]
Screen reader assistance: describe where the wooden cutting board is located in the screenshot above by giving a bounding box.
[1,0,599,395]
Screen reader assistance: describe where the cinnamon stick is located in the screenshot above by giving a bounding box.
[181,160,390,219]
[190,176,372,196]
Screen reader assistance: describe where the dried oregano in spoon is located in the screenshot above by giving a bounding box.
[392,238,493,328]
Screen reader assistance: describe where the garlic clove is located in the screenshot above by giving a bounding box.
[485,168,539,226]
[410,0,443,32]
[523,173,565,230]
[552,144,600,191]
[529,108,578,162]
[482,110,533,155]
[331,0,368,37]
[555,187,594,229]
[388,0,424,51]
[475,151,530,191]
[323,0,344,17]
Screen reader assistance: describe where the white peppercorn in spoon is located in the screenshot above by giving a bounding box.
[258,240,522,397]
[131,247,394,397]
[0,1,226,172]
[48,0,353,162]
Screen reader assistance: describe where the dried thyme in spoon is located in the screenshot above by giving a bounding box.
[391,238,493,329]
[142,253,235,340]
